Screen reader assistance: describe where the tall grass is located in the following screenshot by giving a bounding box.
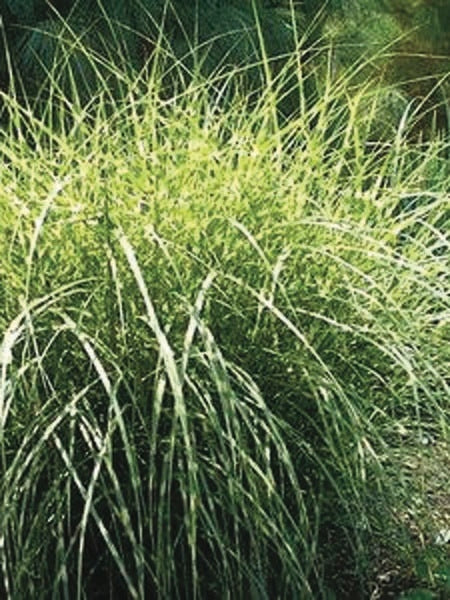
[0,22,449,599]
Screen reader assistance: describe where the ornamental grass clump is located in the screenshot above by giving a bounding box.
[0,8,449,599]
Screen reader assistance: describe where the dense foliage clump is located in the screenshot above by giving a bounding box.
[0,2,449,599]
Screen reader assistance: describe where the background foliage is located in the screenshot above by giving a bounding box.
[0,0,449,132]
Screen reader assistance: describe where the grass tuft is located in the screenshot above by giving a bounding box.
[0,22,449,599]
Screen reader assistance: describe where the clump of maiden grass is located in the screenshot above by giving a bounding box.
[0,34,449,599]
